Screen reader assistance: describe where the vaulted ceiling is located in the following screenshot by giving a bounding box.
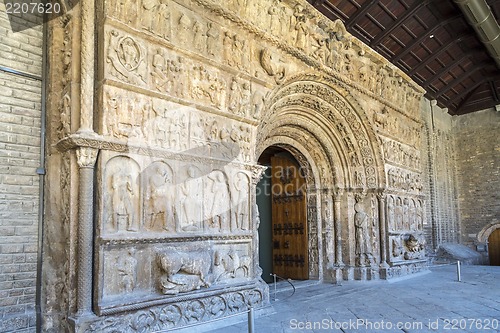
[309,0,500,115]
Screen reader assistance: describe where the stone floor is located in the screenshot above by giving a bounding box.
[196,264,500,333]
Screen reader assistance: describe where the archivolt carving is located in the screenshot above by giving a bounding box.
[257,74,385,189]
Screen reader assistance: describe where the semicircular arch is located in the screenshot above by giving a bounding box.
[257,72,385,189]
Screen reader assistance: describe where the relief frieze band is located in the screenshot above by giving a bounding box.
[104,0,423,118]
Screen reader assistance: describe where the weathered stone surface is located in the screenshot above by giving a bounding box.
[0,0,495,331]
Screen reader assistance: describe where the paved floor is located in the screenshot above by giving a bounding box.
[204,264,500,333]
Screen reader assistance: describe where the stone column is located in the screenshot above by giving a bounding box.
[251,165,267,279]
[76,147,98,315]
[323,188,335,269]
[78,0,95,133]
[377,192,389,268]
[333,189,344,266]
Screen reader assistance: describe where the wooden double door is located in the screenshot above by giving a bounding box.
[489,229,500,266]
[270,156,308,280]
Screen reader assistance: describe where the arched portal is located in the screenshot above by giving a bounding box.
[257,146,310,281]
[477,223,500,266]
[255,73,386,282]
[488,229,500,266]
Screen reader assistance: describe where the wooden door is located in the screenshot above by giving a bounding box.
[270,156,308,280]
[489,229,500,266]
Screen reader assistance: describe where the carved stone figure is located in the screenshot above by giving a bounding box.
[387,196,395,231]
[117,250,137,293]
[151,49,169,92]
[111,168,137,232]
[179,166,203,232]
[251,89,265,119]
[404,234,425,260]
[293,6,309,51]
[206,23,220,57]
[395,197,403,230]
[207,171,230,231]
[259,48,287,84]
[392,238,403,257]
[233,172,250,230]
[145,163,175,232]
[107,30,147,84]
[58,94,71,137]
[157,249,211,295]
[354,195,373,266]
[193,20,206,53]
[213,250,251,282]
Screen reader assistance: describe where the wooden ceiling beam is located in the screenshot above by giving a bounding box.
[392,15,463,64]
[345,1,377,29]
[423,52,476,89]
[408,35,475,76]
[434,66,483,98]
[490,80,500,103]
[449,79,486,105]
[370,0,431,46]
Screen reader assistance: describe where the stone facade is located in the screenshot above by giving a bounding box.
[0,3,43,332]
[41,0,428,331]
[420,101,460,251]
[0,0,497,332]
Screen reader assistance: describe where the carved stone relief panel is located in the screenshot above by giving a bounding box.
[96,240,254,312]
[98,152,255,237]
[101,85,255,162]
[380,136,421,170]
[101,247,152,300]
[389,234,426,262]
[105,28,148,87]
[386,195,424,233]
[374,111,422,149]
[386,166,422,194]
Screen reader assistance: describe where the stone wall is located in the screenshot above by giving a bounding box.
[420,100,460,252]
[0,3,43,332]
[453,108,500,253]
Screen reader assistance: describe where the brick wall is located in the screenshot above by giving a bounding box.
[0,3,43,332]
[454,108,500,249]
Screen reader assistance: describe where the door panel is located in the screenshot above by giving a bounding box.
[489,229,500,266]
[270,156,308,280]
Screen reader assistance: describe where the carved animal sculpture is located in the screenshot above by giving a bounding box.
[157,249,211,288]
[214,250,251,280]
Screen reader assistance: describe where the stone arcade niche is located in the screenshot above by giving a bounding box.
[44,0,427,331]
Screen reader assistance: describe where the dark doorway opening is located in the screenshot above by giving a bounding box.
[488,229,500,266]
[257,146,309,283]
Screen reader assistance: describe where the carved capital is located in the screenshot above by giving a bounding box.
[333,187,344,202]
[76,147,98,168]
[376,190,386,202]
[250,165,268,185]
